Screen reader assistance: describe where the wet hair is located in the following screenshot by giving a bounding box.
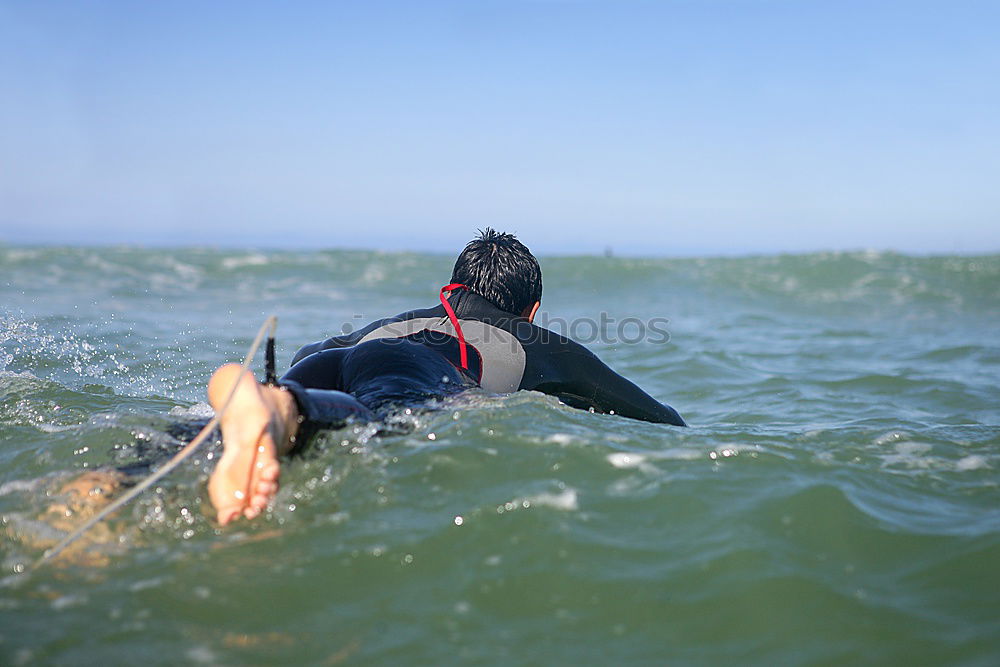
[451,228,543,315]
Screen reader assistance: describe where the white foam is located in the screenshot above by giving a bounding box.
[875,431,909,446]
[168,402,214,419]
[880,440,935,469]
[896,441,931,456]
[221,254,269,270]
[129,577,165,592]
[956,455,989,471]
[38,423,74,433]
[186,646,217,664]
[0,478,42,496]
[607,452,647,469]
[52,594,87,611]
[523,488,578,511]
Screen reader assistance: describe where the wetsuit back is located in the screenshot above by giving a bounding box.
[287,289,685,426]
[284,337,476,411]
[277,337,478,446]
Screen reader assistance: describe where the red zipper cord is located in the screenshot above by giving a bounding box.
[439,283,469,370]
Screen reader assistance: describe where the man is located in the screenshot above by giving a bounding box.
[208,229,685,525]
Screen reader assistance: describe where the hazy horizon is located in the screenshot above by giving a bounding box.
[4,235,996,260]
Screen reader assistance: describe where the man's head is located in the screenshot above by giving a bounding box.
[451,228,542,318]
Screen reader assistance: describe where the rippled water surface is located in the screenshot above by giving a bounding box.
[1,246,998,664]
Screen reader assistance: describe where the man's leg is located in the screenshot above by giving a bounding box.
[207,364,300,525]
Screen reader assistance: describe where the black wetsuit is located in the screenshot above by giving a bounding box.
[277,289,685,438]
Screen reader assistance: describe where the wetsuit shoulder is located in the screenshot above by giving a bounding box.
[443,291,683,425]
[512,323,686,426]
[290,306,442,366]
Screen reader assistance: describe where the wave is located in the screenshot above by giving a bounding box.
[4,245,997,313]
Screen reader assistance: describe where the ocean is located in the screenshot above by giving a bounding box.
[1,245,998,665]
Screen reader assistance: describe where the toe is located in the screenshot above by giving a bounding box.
[259,460,280,482]
[217,506,242,525]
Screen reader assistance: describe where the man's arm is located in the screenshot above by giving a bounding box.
[524,341,686,426]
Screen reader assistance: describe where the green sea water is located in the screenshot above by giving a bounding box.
[1,245,998,665]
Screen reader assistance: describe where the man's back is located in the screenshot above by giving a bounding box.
[291,287,685,426]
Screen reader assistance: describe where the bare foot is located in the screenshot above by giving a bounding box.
[42,469,126,529]
[13,469,129,567]
[54,469,126,512]
[207,364,298,525]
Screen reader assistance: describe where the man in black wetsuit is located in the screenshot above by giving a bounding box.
[206,229,685,525]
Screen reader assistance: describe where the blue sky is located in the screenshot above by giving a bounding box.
[1,0,998,255]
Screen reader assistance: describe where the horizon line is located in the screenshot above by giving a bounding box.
[2,237,997,261]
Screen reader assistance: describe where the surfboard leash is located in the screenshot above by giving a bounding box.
[265,331,278,386]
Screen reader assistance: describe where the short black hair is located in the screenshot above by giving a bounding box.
[451,228,542,315]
